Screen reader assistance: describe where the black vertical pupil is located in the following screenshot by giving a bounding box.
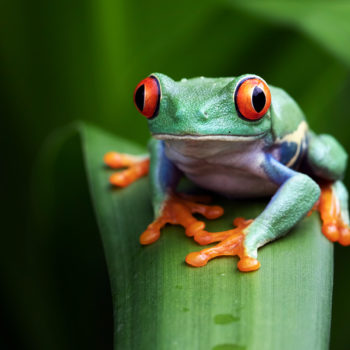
[135,84,145,111]
[252,86,266,113]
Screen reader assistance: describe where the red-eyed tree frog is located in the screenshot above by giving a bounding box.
[104,73,350,272]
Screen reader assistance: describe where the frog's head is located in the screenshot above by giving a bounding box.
[133,73,272,140]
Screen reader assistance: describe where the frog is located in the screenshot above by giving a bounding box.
[104,73,350,272]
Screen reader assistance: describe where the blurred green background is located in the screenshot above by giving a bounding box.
[1,0,350,349]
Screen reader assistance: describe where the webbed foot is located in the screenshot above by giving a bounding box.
[319,184,350,246]
[104,151,149,187]
[185,218,260,272]
[192,217,252,245]
[139,193,224,245]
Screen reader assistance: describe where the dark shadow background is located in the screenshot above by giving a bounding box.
[1,0,350,349]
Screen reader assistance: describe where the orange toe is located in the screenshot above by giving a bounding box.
[193,231,216,246]
[198,205,224,220]
[103,152,124,168]
[185,251,209,267]
[237,257,261,272]
[104,151,149,188]
[104,151,141,168]
[339,226,350,246]
[140,225,162,245]
[185,221,206,237]
[109,172,129,188]
[322,223,339,242]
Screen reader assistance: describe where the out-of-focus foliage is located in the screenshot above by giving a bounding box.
[230,1,350,66]
[0,0,349,349]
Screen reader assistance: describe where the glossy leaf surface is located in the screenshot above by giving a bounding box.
[81,123,333,350]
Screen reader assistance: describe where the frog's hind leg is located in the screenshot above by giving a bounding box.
[104,151,150,187]
[318,181,350,246]
[305,132,350,245]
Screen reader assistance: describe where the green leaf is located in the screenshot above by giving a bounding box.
[81,122,333,350]
[228,0,350,67]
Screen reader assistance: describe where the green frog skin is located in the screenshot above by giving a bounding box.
[104,73,350,272]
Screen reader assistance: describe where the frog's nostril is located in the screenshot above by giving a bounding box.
[198,109,208,119]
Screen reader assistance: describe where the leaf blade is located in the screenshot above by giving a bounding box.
[228,1,350,67]
[81,123,333,350]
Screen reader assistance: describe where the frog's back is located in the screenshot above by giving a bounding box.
[268,85,309,169]
[270,85,307,139]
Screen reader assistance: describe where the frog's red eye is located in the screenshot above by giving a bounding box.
[133,76,160,119]
[234,77,271,121]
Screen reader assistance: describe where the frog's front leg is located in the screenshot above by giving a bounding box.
[186,155,320,272]
[138,139,224,245]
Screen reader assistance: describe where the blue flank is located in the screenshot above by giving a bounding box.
[263,154,298,186]
[279,141,297,166]
[156,141,181,192]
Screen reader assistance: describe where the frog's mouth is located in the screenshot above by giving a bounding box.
[153,132,267,142]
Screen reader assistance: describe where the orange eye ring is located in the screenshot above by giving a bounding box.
[133,75,161,119]
[234,77,271,121]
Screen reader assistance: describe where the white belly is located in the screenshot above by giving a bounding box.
[164,138,278,198]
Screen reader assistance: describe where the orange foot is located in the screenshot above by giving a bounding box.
[186,218,260,272]
[139,193,224,245]
[104,151,150,187]
[318,183,350,246]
